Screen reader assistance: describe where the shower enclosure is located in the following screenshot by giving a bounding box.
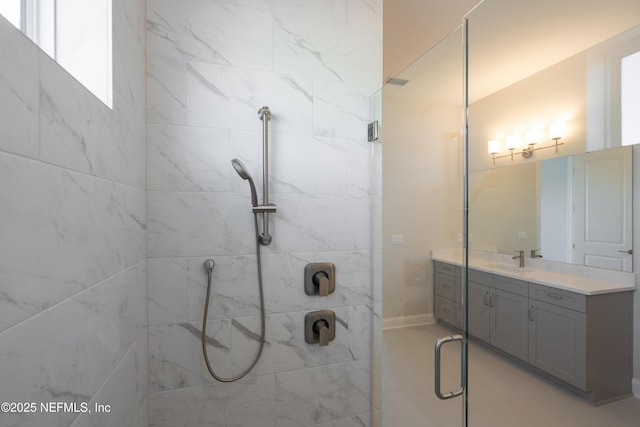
[377,0,640,425]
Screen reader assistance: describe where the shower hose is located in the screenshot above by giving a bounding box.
[201,212,266,382]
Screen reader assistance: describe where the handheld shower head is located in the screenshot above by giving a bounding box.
[231,158,258,207]
[232,158,251,180]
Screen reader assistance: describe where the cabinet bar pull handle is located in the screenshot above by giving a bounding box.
[529,305,534,322]
[435,334,464,400]
[489,293,494,308]
[546,292,563,300]
[483,292,489,306]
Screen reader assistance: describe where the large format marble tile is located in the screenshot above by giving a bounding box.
[39,51,112,176]
[186,61,313,134]
[273,8,380,91]
[149,374,276,427]
[186,254,263,321]
[112,0,146,111]
[184,250,373,321]
[0,262,146,427]
[105,91,147,188]
[88,179,147,284]
[147,123,232,192]
[0,16,39,159]
[147,0,273,69]
[266,193,372,253]
[0,154,91,332]
[148,320,232,392]
[148,257,189,326]
[269,134,350,195]
[147,54,188,124]
[147,190,256,258]
[70,330,148,427]
[231,308,364,377]
[313,81,371,139]
[313,413,372,427]
[275,360,372,426]
[39,56,145,187]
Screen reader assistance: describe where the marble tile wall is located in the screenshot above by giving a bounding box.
[0,0,147,426]
[146,0,382,425]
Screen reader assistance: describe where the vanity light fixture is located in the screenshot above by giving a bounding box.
[488,139,500,165]
[548,121,566,152]
[487,121,566,165]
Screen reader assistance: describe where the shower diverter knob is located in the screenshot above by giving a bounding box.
[313,319,330,346]
[304,262,335,296]
[313,272,330,296]
[305,310,336,346]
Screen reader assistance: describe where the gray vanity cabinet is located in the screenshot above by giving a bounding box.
[468,281,491,341]
[433,260,633,403]
[433,261,462,328]
[528,298,587,389]
[491,288,529,360]
[467,270,529,360]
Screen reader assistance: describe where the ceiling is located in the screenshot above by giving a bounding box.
[383,0,479,80]
[383,0,640,105]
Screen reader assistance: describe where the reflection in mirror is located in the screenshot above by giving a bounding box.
[466,0,639,274]
[0,1,113,107]
[469,23,640,173]
[469,145,633,272]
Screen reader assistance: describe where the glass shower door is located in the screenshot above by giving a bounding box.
[465,0,640,425]
[378,24,469,426]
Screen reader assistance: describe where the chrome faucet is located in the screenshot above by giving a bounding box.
[512,250,525,268]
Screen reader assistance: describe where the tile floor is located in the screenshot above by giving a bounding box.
[382,323,640,427]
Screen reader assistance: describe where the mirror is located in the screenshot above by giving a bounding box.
[466,0,640,272]
[469,145,633,272]
[468,22,640,173]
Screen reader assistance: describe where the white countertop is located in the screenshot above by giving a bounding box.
[432,250,636,296]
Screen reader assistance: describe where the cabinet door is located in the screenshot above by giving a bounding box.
[434,296,461,329]
[490,289,529,360]
[468,281,491,341]
[528,300,587,389]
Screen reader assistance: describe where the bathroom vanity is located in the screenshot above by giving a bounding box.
[432,256,635,405]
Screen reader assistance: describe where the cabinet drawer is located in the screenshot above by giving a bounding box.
[434,296,461,328]
[529,283,586,313]
[494,275,528,297]
[434,271,461,302]
[469,268,493,286]
[434,261,461,277]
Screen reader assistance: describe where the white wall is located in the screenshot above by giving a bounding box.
[0,0,148,425]
[381,98,462,325]
[145,0,382,425]
[468,163,539,255]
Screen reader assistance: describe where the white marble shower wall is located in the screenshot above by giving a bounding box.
[0,0,147,426]
[146,0,382,425]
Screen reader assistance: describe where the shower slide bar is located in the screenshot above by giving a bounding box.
[256,106,275,245]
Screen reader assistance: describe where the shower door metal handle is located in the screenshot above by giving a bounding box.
[434,334,464,400]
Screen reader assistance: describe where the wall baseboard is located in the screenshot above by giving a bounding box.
[632,378,640,398]
[382,313,435,330]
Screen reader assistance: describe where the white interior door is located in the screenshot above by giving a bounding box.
[572,146,633,272]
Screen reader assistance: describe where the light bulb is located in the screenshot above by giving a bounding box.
[488,139,500,155]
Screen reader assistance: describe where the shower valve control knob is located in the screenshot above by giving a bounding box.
[313,319,330,346]
[304,262,336,296]
[313,272,330,296]
[305,310,336,346]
